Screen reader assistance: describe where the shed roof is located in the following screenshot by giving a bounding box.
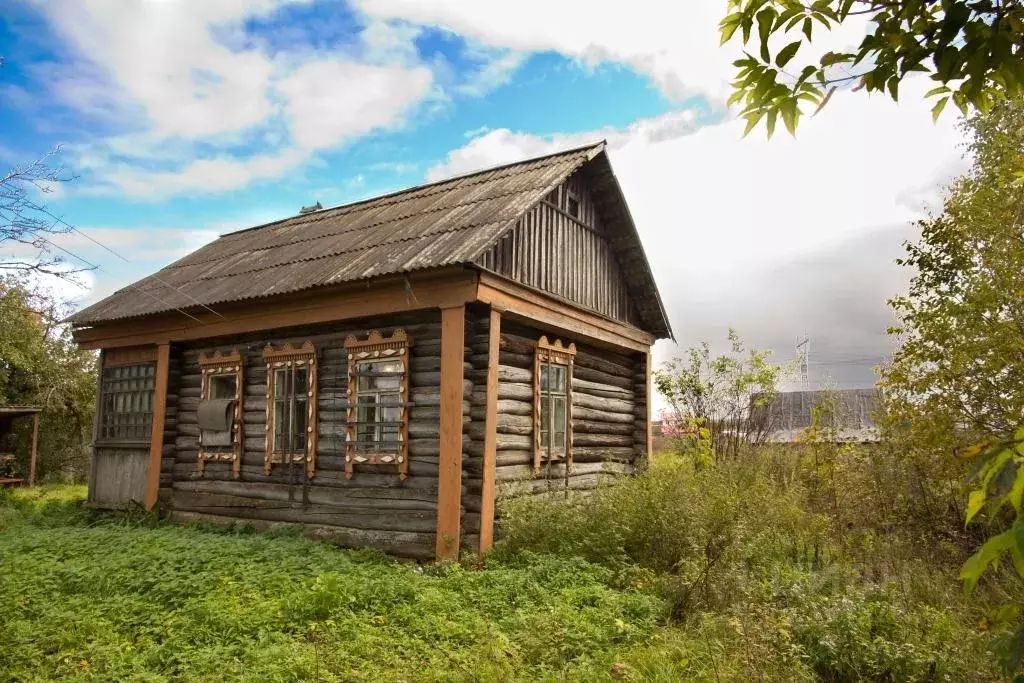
[70,142,672,338]
[0,406,42,418]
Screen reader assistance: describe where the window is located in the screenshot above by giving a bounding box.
[533,336,576,473]
[344,329,410,480]
[566,194,580,219]
[99,363,155,443]
[197,350,244,476]
[263,341,318,477]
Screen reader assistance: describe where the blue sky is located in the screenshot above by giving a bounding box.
[0,0,969,388]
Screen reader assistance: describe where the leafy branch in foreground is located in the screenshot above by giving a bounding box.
[720,0,1024,136]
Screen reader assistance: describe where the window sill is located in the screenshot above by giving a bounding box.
[94,440,151,450]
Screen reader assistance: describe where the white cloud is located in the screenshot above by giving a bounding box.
[27,0,438,199]
[352,0,870,103]
[428,81,968,372]
[427,108,706,181]
[277,59,433,150]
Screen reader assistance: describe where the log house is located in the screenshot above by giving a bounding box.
[70,142,672,560]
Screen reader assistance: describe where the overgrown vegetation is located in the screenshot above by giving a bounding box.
[0,277,96,480]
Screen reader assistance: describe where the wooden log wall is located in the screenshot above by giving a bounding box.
[473,172,640,328]
[460,304,487,553]
[487,319,646,519]
[163,310,459,560]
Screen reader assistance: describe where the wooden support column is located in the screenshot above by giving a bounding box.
[645,349,653,462]
[436,305,465,560]
[144,342,170,511]
[28,413,39,487]
[478,307,501,555]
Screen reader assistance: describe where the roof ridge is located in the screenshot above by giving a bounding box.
[221,140,606,239]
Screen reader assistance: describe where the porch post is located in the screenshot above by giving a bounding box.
[436,305,465,560]
[144,342,170,510]
[28,412,39,487]
[478,307,501,555]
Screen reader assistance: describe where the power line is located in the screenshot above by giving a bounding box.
[33,206,224,320]
[27,231,204,324]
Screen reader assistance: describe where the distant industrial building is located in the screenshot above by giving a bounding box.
[754,388,880,443]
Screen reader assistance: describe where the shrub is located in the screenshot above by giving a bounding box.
[496,454,831,618]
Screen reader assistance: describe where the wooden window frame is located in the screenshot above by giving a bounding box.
[343,329,411,480]
[263,341,318,478]
[197,349,244,477]
[533,336,576,473]
[97,362,156,446]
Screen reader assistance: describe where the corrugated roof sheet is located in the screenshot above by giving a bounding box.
[69,141,672,338]
[71,144,603,325]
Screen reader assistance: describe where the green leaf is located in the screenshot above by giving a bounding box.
[802,17,813,40]
[776,41,801,68]
[1012,519,1024,578]
[924,85,950,98]
[780,98,799,135]
[757,7,777,62]
[813,86,837,115]
[820,51,852,67]
[966,489,986,524]
[931,96,949,121]
[961,530,1014,596]
[742,111,765,137]
[766,108,778,138]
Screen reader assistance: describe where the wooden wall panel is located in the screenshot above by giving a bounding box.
[474,172,638,327]
[167,310,449,559]
[488,320,644,517]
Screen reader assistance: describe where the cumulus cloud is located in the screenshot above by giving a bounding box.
[23,0,439,199]
[427,79,966,388]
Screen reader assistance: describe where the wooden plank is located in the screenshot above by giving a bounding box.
[476,272,653,353]
[479,307,500,556]
[145,343,170,510]
[74,270,478,350]
[28,413,39,487]
[103,345,158,366]
[645,350,653,462]
[436,305,465,560]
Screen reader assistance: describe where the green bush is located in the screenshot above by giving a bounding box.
[497,454,831,617]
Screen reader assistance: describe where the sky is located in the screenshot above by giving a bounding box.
[0,0,969,390]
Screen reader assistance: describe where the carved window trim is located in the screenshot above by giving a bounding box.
[197,349,244,477]
[263,341,318,478]
[533,336,576,473]
[344,329,411,480]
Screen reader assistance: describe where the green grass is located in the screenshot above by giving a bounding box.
[0,480,1009,681]
[0,486,665,682]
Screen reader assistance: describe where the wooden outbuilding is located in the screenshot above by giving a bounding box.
[0,406,41,487]
[69,142,672,559]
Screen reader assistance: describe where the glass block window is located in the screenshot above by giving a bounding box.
[99,363,155,442]
[533,337,576,473]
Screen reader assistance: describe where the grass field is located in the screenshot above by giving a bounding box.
[0,477,1007,682]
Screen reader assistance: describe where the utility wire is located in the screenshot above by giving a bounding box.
[33,205,225,320]
[29,231,205,324]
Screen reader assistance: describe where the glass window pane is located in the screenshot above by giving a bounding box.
[294,367,308,396]
[274,369,288,398]
[552,366,566,392]
[274,399,288,451]
[294,397,308,450]
[539,363,549,391]
[553,430,565,449]
[553,396,566,432]
[211,374,236,399]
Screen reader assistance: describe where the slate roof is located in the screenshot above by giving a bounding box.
[70,142,671,337]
